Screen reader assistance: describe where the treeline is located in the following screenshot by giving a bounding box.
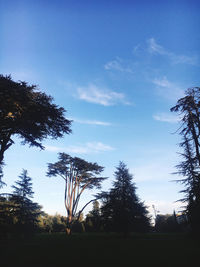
[0,198,188,238]
[0,164,187,239]
[1,75,200,238]
[0,162,152,237]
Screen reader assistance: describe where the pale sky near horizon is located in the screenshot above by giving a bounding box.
[0,0,200,218]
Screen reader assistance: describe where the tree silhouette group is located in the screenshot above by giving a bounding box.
[0,74,200,237]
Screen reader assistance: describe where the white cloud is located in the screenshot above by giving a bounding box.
[87,142,114,152]
[45,142,115,154]
[77,84,130,106]
[71,118,111,126]
[153,112,180,123]
[172,55,198,65]
[104,58,134,73]
[153,76,185,101]
[147,38,198,65]
[148,38,166,55]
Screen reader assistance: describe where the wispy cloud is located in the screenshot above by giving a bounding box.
[147,38,198,65]
[132,44,143,54]
[153,76,184,101]
[71,118,112,126]
[45,142,115,154]
[148,38,166,55]
[104,58,134,73]
[153,112,180,123]
[77,84,130,106]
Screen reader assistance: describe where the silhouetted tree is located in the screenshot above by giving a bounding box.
[0,74,72,178]
[171,87,200,234]
[11,170,43,235]
[99,162,151,235]
[47,153,106,235]
[12,169,33,199]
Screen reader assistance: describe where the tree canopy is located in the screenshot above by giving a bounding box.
[47,153,106,234]
[0,74,72,166]
[171,87,200,234]
[99,162,151,234]
[12,169,33,199]
[0,170,43,236]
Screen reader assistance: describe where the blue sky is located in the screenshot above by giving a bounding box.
[1,0,200,217]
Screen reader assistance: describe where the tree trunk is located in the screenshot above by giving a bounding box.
[66,214,72,235]
[0,149,4,165]
[66,227,71,235]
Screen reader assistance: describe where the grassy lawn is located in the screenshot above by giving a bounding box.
[0,233,199,266]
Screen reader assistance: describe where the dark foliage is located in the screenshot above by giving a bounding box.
[12,169,33,199]
[0,74,72,167]
[47,153,106,234]
[155,213,181,233]
[38,213,67,233]
[99,162,151,234]
[0,170,43,237]
[171,87,200,234]
[85,200,102,232]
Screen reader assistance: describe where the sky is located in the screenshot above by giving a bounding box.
[0,0,200,219]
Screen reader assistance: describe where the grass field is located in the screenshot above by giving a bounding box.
[0,232,199,266]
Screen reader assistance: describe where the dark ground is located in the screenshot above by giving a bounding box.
[0,232,199,266]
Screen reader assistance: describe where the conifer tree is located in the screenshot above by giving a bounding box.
[12,169,33,199]
[11,169,42,233]
[171,87,200,234]
[100,162,150,234]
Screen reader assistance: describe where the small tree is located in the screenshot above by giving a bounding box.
[0,74,72,171]
[47,153,106,235]
[100,162,151,235]
[85,200,101,232]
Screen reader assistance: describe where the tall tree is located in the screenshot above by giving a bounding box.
[0,74,72,167]
[47,153,106,234]
[171,87,200,234]
[11,169,42,234]
[99,162,150,234]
